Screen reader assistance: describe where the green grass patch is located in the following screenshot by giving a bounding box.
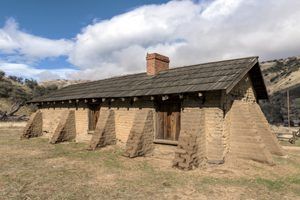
[280,140,300,147]
[255,178,285,190]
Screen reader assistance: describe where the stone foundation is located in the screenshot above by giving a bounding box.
[21,111,43,139]
[123,110,154,158]
[89,109,116,150]
[49,110,76,144]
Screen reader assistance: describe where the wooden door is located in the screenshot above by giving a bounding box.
[88,104,101,131]
[156,99,181,141]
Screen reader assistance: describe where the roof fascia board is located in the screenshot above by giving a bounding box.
[255,62,269,100]
[225,57,258,94]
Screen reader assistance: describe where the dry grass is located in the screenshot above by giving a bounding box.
[1,127,300,200]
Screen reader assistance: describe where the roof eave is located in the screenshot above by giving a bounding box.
[225,57,259,94]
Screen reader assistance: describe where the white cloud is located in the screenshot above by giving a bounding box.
[68,0,300,80]
[201,0,243,19]
[0,18,73,61]
[1,0,300,81]
[0,62,78,81]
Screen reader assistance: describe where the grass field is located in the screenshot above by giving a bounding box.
[1,127,300,200]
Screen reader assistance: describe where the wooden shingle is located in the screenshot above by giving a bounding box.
[30,56,268,103]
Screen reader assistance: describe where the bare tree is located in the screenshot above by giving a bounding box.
[0,100,26,121]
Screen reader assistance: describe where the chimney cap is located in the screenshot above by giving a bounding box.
[146,53,170,63]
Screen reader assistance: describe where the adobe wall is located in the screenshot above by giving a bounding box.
[89,109,116,150]
[222,74,257,156]
[226,74,257,105]
[178,74,260,166]
[222,74,282,164]
[49,110,76,144]
[124,109,154,157]
[203,91,225,164]
[21,110,43,139]
[39,102,89,142]
[96,99,155,146]
[173,98,206,170]
[38,99,155,145]
[174,92,225,169]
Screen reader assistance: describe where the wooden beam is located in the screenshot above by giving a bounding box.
[162,95,169,101]
[153,139,178,146]
[287,90,290,128]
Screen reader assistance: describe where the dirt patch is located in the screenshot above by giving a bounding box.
[0,127,300,200]
[0,122,27,128]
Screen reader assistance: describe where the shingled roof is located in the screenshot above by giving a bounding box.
[30,56,268,103]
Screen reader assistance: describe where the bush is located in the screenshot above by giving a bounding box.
[24,78,38,89]
[0,70,5,80]
[32,86,47,97]
[32,85,58,98]
[46,84,58,91]
[0,75,58,102]
[10,87,30,102]
[0,81,13,98]
[8,75,23,84]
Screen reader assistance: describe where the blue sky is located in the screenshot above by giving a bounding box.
[0,0,169,39]
[0,0,170,79]
[0,0,300,81]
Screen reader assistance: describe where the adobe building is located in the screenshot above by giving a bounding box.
[24,53,285,170]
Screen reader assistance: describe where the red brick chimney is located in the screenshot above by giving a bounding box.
[146,53,170,75]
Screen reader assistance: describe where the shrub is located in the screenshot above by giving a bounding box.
[0,81,13,97]
[0,70,5,80]
[8,75,23,84]
[24,78,38,89]
[46,84,58,91]
[10,87,30,102]
[32,86,47,97]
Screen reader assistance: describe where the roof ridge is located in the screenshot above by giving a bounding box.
[60,71,147,90]
[168,56,258,71]
[62,56,258,89]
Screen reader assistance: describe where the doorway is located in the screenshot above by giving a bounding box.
[156,98,181,141]
[88,104,101,131]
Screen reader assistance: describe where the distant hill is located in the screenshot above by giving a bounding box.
[261,56,300,94]
[260,56,300,125]
[40,79,88,89]
[0,72,87,120]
